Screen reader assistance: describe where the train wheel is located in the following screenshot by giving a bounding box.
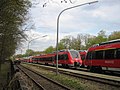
[97,66,102,73]
[87,66,96,72]
[65,64,69,68]
[62,64,65,67]
[80,64,85,68]
[45,63,48,65]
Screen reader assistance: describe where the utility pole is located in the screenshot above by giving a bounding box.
[56,1,98,75]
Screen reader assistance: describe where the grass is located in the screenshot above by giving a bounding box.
[23,64,90,90]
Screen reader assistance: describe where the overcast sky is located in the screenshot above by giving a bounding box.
[16,0,120,54]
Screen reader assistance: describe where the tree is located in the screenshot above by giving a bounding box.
[44,46,54,54]
[75,34,83,50]
[96,30,107,43]
[0,0,31,70]
[58,42,65,50]
[60,36,72,49]
[108,31,120,40]
[25,49,34,56]
[84,30,107,49]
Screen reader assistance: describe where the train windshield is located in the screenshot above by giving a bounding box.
[70,50,80,58]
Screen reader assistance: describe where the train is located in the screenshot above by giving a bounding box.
[19,39,120,73]
[78,50,87,67]
[84,39,120,72]
[21,49,83,68]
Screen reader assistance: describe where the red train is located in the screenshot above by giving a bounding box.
[78,50,87,67]
[20,39,120,73]
[84,39,120,72]
[27,49,82,67]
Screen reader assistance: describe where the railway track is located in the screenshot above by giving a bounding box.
[25,63,120,87]
[17,65,71,90]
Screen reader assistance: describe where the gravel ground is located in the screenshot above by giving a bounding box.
[8,70,40,90]
[23,66,120,90]
[19,66,69,90]
[21,64,120,90]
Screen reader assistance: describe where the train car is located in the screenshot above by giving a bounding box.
[31,49,82,67]
[55,49,82,67]
[78,50,87,60]
[84,39,120,72]
[32,53,55,65]
[20,57,32,63]
[78,50,87,67]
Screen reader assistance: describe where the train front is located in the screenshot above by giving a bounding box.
[69,50,82,67]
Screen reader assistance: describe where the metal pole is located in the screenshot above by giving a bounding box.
[56,1,98,75]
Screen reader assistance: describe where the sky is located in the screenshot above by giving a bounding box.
[16,0,120,54]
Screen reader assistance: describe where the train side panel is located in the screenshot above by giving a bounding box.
[84,40,120,72]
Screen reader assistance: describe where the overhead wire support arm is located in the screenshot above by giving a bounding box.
[56,1,98,75]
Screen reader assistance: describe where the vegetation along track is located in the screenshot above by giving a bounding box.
[17,65,71,90]
[27,63,120,87]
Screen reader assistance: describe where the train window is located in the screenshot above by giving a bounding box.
[105,49,115,59]
[80,55,85,60]
[60,55,64,60]
[48,57,50,61]
[46,57,48,61]
[64,54,68,60]
[58,55,61,60]
[70,51,79,58]
[47,57,49,61]
[39,58,41,61]
[40,58,42,61]
[86,52,92,60]
[55,54,68,60]
[116,49,120,59]
[55,55,57,60]
[43,58,45,61]
[92,51,96,59]
[45,58,47,61]
[52,57,54,61]
[36,58,39,61]
[54,55,61,60]
[49,57,52,61]
[51,57,53,61]
[95,51,103,59]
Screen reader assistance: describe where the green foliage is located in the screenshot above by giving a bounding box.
[44,46,55,54]
[0,0,31,61]
[58,42,65,50]
[15,30,120,58]
[85,30,107,49]
[56,30,109,51]
[108,31,120,40]
[60,36,72,49]
[14,54,23,59]
[14,49,45,58]
[25,49,34,56]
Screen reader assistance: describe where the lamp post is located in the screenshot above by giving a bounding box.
[56,1,98,75]
[27,35,48,56]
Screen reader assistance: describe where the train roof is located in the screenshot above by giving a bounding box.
[88,39,120,51]
[53,49,77,53]
[78,50,87,52]
[99,39,120,46]
[91,39,120,48]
